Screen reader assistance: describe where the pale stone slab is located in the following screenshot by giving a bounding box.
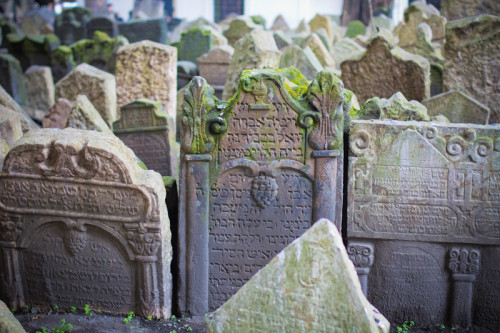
[0,300,24,333]
[55,63,117,126]
[423,90,490,125]
[0,85,40,133]
[25,65,55,112]
[196,45,234,87]
[208,219,389,333]
[341,32,430,104]
[309,14,334,43]
[0,128,172,319]
[443,15,500,123]
[280,45,324,80]
[222,30,280,100]
[66,94,112,133]
[300,33,336,70]
[42,98,73,129]
[115,41,177,122]
[0,106,23,146]
[330,37,365,69]
[223,16,262,46]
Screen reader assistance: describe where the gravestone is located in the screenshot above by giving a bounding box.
[441,0,499,21]
[132,0,165,18]
[0,300,24,333]
[66,94,112,133]
[222,30,280,100]
[443,15,500,123]
[118,18,168,44]
[0,106,23,146]
[341,32,430,104]
[197,46,233,98]
[178,69,345,315]
[0,85,40,133]
[19,6,55,35]
[270,14,290,32]
[359,92,430,121]
[175,87,186,142]
[42,98,74,129]
[0,128,172,319]
[295,19,310,34]
[178,26,227,63]
[6,33,60,71]
[347,119,500,329]
[273,30,292,50]
[113,99,178,177]
[86,17,118,38]
[393,0,446,48]
[55,63,117,126]
[0,53,28,106]
[208,219,389,333]
[25,65,55,112]
[423,90,490,125]
[371,14,394,32]
[280,45,323,80]
[308,14,334,43]
[177,61,198,90]
[223,16,262,46]
[300,33,336,71]
[115,41,177,122]
[55,7,92,45]
[250,15,266,28]
[331,37,365,69]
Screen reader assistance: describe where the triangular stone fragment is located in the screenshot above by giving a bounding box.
[208,219,389,333]
[65,94,112,133]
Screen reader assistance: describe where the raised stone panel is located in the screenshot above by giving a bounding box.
[113,99,178,177]
[0,128,172,319]
[178,69,345,315]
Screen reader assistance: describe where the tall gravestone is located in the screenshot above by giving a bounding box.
[178,69,345,315]
[25,65,55,113]
[178,26,227,63]
[0,128,172,319]
[113,99,178,177]
[223,16,262,46]
[347,120,500,330]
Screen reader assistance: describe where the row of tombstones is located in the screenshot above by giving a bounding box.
[0,66,499,331]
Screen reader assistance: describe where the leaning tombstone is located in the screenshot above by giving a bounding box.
[0,106,23,146]
[223,16,262,46]
[197,46,234,99]
[65,94,112,133]
[178,69,345,315]
[347,119,500,330]
[443,15,500,123]
[86,16,118,38]
[0,85,39,132]
[330,37,365,69]
[422,90,490,125]
[300,33,336,71]
[280,45,324,80]
[42,97,74,129]
[25,65,55,114]
[118,17,168,44]
[273,30,292,50]
[113,99,179,177]
[55,63,117,126]
[308,14,334,43]
[178,26,227,63]
[341,31,430,104]
[115,40,177,122]
[0,53,28,106]
[0,128,172,319]
[208,219,389,333]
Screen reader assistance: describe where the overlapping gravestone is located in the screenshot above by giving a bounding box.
[178,69,345,315]
[86,17,118,38]
[178,26,227,63]
[25,65,55,117]
[443,15,500,123]
[55,7,92,45]
[42,98,74,129]
[208,219,389,333]
[440,0,500,20]
[0,53,28,106]
[118,18,168,44]
[280,45,323,80]
[113,99,178,177]
[341,31,430,104]
[197,46,233,98]
[6,33,60,71]
[347,119,500,329]
[0,85,39,132]
[331,37,364,69]
[300,33,336,71]
[66,94,112,133]
[270,14,290,32]
[223,16,262,46]
[0,128,172,319]
[308,14,334,43]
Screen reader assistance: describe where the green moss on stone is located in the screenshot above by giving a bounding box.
[346,20,366,38]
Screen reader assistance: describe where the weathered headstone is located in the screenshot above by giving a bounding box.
[55,7,92,45]
[0,85,40,132]
[113,99,178,177]
[440,0,499,21]
[0,128,172,319]
[371,14,394,32]
[132,0,165,18]
[300,33,336,71]
[197,45,233,97]
[443,15,500,123]
[341,32,430,104]
[86,16,118,38]
[330,37,365,69]
[178,26,227,63]
[273,30,292,50]
[222,29,280,100]
[423,90,490,125]
[295,19,310,34]
[66,94,112,133]
[6,33,60,71]
[270,14,290,32]
[55,63,117,126]
[358,92,430,121]
[309,14,334,43]
[0,106,23,146]
[178,69,345,315]
[118,18,168,44]
[0,300,24,333]
[42,98,74,129]
[223,16,262,46]
[115,40,177,121]
[347,119,500,329]
[25,65,55,112]
[394,0,446,48]
[208,219,390,333]
[19,6,55,35]
[280,45,324,80]
[0,53,28,106]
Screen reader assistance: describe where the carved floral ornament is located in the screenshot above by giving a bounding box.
[448,247,480,275]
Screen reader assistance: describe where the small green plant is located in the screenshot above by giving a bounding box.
[84,304,93,316]
[23,305,30,313]
[10,307,16,314]
[205,313,209,324]
[169,331,176,333]
[53,305,59,311]
[147,316,152,321]
[36,319,73,333]
[187,327,193,331]
[70,306,76,313]
[396,320,414,333]
[124,311,135,324]
[440,324,446,331]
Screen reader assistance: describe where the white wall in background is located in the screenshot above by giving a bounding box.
[173,0,214,22]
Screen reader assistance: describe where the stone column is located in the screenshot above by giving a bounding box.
[347,242,374,297]
[448,247,480,328]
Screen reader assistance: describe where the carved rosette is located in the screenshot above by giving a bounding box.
[181,76,227,155]
[448,248,480,275]
[250,174,278,208]
[0,212,23,243]
[307,71,344,150]
[347,242,374,269]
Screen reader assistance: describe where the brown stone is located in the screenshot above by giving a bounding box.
[42,98,74,129]
[196,45,234,87]
[0,128,172,319]
[66,95,112,133]
[341,31,430,104]
[25,65,55,112]
[441,0,499,21]
[0,106,23,146]
[308,14,334,43]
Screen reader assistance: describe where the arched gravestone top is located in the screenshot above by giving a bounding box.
[0,128,172,320]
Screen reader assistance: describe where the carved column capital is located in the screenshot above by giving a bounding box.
[347,242,374,273]
[448,247,480,280]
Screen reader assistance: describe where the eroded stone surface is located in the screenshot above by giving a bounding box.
[0,128,172,319]
[0,106,23,146]
[197,45,234,87]
[0,53,28,106]
[441,0,499,20]
[42,97,74,129]
[443,15,500,123]
[25,65,55,112]
[115,41,177,121]
[66,94,112,133]
[341,32,430,104]
[280,45,323,80]
[0,85,40,132]
[300,33,336,70]
[55,63,117,126]
[359,92,430,121]
[208,219,389,333]
[309,14,334,43]
[0,300,24,333]
[331,37,364,69]
[223,16,262,46]
[423,90,490,125]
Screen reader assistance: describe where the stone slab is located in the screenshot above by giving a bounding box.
[66,94,112,133]
[42,98,74,129]
[118,18,168,44]
[25,65,55,112]
[197,45,233,87]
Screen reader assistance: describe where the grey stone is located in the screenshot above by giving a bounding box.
[330,37,365,69]
[86,17,118,38]
[273,30,292,49]
[0,300,24,333]
[208,219,389,333]
[295,19,310,34]
[370,14,394,32]
[55,7,92,45]
[0,53,28,106]
[0,106,23,146]
[300,33,336,71]
[66,94,112,133]
[19,6,55,35]
[0,84,39,132]
[118,18,168,44]
[25,65,55,112]
[178,26,227,63]
[223,16,262,46]
[6,33,60,72]
[270,14,290,32]
[280,45,324,80]
[0,128,172,319]
[42,97,74,129]
[441,0,499,20]
[132,0,165,18]
[177,60,198,90]
[309,14,334,43]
